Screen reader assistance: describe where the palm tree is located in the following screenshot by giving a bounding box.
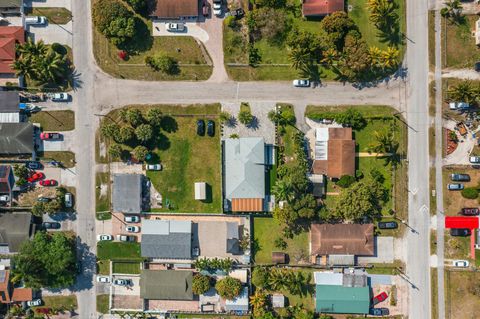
[288,48,310,72]
[368,0,398,31]
[272,179,294,202]
[268,269,288,291]
[12,59,30,77]
[380,46,399,69]
[368,46,382,67]
[16,38,47,58]
[321,48,338,67]
[441,0,463,24]
[35,50,67,83]
[249,290,267,311]
[447,81,478,105]
[368,130,401,167]
[286,271,305,296]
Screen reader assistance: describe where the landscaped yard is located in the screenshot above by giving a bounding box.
[30,110,75,131]
[253,217,309,265]
[444,230,470,260]
[97,294,109,314]
[95,172,110,213]
[445,271,480,318]
[25,7,72,24]
[112,261,141,274]
[444,15,480,68]
[42,295,77,309]
[97,242,142,260]
[442,166,480,216]
[38,151,76,168]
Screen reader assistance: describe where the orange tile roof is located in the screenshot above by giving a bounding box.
[231,198,263,212]
[302,0,344,16]
[0,27,24,74]
[0,270,11,303]
[11,288,32,302]
[310,224,375,256]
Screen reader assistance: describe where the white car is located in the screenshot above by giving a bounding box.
[126,225,140,233]
[166,23,185,32]
[96,276,110,283]
[51,93,70,102]
[25,16,47,25]
[64,192,73,208]
[293,79,310,87]
[97,234,113,241]
[449,102,470,110]
[213,2,222,15]
[113,278,131,286]
[124,215,140,223]
[470,156,480,163]
[116,234,135,242]
[146,164,162,171]
[453,260,469,267]
[0,195,9,202]
[27,299,42,307]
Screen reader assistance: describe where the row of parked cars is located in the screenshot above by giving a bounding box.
[447,173,470,191]
[197,119,215,137]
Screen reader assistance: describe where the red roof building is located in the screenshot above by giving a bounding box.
[0,27,24,74]
[0,270,32,303]
[302,0,344,17]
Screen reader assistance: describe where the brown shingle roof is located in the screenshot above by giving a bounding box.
[302,0,344,16]
[310,224,374,256]
[151,0,199,18]
[231,198,263,212]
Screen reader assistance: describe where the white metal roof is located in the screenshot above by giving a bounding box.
[195,182,206,200]
[313,272,343,285]
[0,113,19,123]
[141,219,192,235]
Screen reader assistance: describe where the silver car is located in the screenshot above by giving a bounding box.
[166,23,185,32]
[293,79,310,87]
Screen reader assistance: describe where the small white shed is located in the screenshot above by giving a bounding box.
[195,182,206,200]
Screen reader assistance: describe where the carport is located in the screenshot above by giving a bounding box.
[445,216,479,259]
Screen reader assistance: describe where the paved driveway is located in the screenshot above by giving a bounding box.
[357,236,395,264]
[28,22,73,46]
[25,0,71,10]
[40,131,74,152]
[152,21,209,43]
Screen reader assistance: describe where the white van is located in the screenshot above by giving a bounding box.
[25,16,47,25]
[64,192,73,208]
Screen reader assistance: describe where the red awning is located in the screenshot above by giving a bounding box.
[445,216,479,229]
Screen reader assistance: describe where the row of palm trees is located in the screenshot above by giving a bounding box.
[447,81,480,105]
[368,0,399,32]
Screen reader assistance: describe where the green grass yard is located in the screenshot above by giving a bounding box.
[95,172,110,213]
[30,110,75,131]
[42,295,77,309]
[96,294,109,314]
[97,242,142,261]
[445,15,480,68]
[112,261,141,274]
[38,151,76,168]
[26,7,72,24]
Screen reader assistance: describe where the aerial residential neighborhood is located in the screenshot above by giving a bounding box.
[0,0,477,318]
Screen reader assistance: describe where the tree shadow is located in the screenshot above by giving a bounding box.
[160,115,178,133]
[120,18,153,53]
[155,132,171,151]
[70,68,83,91]
[246,116,259,130]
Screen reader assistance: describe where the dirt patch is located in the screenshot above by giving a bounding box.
[443,166,480,216]
[17,187,57,206]
[446,270,480,319]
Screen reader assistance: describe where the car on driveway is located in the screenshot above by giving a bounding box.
[64,192,73,208]
[27,172,44,183]
[96,276,110,283]
[117,234,136,242]
[113,278,132,286]
[25,161,42,170]
[213,0,222,15]
[124,215,140,223]
[450,173,470,182]
[40,132,62,140]
[293,79,310,87]
[146,164,162,171]
[447,183,464,190]
[39,179,57,187]
[25,16,46,25]
[372,292,388,305]
[97,234,113,241]
[370,308,390,316]
[0,195,9,202]
[377,221,398,229]
[27,299,42,307]
[232,8,245,18]
[37,196,51,203]
[207,120,215,137]
[42,222,61,230]
[459,208,480,216]
[197,119,205,136]
[166,23,185,32]
[450,228,471,237]
[126,225,140,233]
[51,93,70,102]
[202,0,210,16]
[453,260,469,267]
[470,156,480,163]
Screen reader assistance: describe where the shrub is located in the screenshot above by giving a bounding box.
[238,102,253,125]
[146,108,163,126]
[51,42,67,55]
[230,133,240,138]
[219,111,231,124]
[118,50,128,60]
[215,277,242,300]
[145,54,179,74]
[13,164,29,187]
[100,123,120,139]
[116,126,135,143]
[125,109,143,127]
[461,187,478,199]
[135,124,153,142]
[274,237,287,250]
[192,274,211,295]
[92,0,136,46]
[336,175,356,188]
[131,145,148,161]
[370,168,385,184]
[252,267,270,289]
[108,144,123,160]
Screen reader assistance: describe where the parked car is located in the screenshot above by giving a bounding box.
[113,279,131,286]
[372,292,388,305]
[37,197,51,203]
[293,79,310,87]
[470,156,480,163]
[117,234,135,242]
[369,308,390,316]
[42,222,61,229]
[27,172,44,182]
[25,16,46,25]
[450,228,471,237]
[39,179,57,187]
[146,164,162,171]
[27,299,42,307]
[124,215,140,223]
[40,132,62,140]
[475,61,480,72]
[97,234,113,241]
[197,119,205,136]
[166,22,185,32]
[25,161,41,170]
[449,102,470,110]
[202,0,210,16]
[0,195,9,202]
[453,260,470,267]
[207,120,215,137]
[126,225,140,233]
[213,0,222,15]
[459,208,480,216]
[96,276,110,283]
[450,173,470,182]
[64,192,73,208]
[51,93,70,102]
[447,183,464,190]
[377,221,398,229]
[232,8,245,18]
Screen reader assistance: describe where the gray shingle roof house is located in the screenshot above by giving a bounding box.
[0,123,33,155]
[0,212,32,253]
[0,92,19,123]
[0,0,21,15]
[112,174,142,214]
[140,270,193,300]
[141,220,192,259]
[224,137,266,212]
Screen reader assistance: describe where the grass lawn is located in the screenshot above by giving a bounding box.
[97,242,142,261]
[357,157,393,214]
[97,260,110,275]
[445,15,480,68]
[97,294,109,314]
[93,30,212,81]
[95,172,110,213]
[38,151,75,168]
[42,295,77,309]
[112,261,141,274]
[442,166,480,216]
[26,7,72,24]
[444,230,470,260]
[30,110,75,131]
[253,217,309,265]
[366,261,403,275]
[282,125,297,159]
[431,268,438,319]
[445,270,480,318]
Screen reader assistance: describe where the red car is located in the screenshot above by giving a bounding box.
[40,132,62,140]
[39,179,57,187]
[372,292,388,305]
[27,172,44,183]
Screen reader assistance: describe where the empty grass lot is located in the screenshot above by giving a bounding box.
[30,110,75,131]
[42,295,77,309]
[445,15,480,68]
[112,261,141,274]
[442,166,480,216]
[445,271,480,319]
[97,294,109,314]
[38,151,76,168]
[253,217,308,265]
[95,172,110,213]
[97,242,142,261]
[26,7,72,24]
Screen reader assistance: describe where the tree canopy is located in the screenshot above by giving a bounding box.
[92,0,137,46]
[215,276,242,300]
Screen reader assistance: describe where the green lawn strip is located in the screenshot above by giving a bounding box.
[42,295,77,309]
[445,15,480,68]
[366,261,403,275]
[30,110,75,131]
[96,212,112,220]
[96,294,109,314]
[306,104,398,118]
[428,11,436,69]
[253,217,308,265]
[431,268,438,319]
[97,242,142,260]
[38,151,75,168]
[283,125,297,158]
[97,260,110,275]
[27,7,72,25]
[112,261,141,274]
[95,172,110,213]
[93,29,212,81]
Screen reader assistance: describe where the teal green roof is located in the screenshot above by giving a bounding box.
[315,285,370,314]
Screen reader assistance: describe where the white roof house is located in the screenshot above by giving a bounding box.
[313,272,343,286]
[195,182,206,200]
[225,287,249,312]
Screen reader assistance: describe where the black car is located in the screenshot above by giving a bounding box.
[450,228,471,237]
[197,119,205,136]
[378,221,398,229]
[450,173,470,182]
[207,120,215,137]
[370,308,390,316]
[25,161,41,170]
[460,208,480,216]
[232,8,245,18]
[475,61,480,72]
[42,222,61,230]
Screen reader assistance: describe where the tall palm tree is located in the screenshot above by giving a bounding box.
[268,269,288,291]
[380,46,399,69]
[288,48,310,72]
[369,0,398,30]
[12,59,30,77]
[447,81,478,104]
[286,271,305,295]
[16,38,47,58]
[368,130,401,167]
[249,290,267,311]
[34,51,67,83]
[441,0,463,24]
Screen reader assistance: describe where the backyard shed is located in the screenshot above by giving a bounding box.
[272,252,287,264]
[272,294,285,308]
[195,182,206,200]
